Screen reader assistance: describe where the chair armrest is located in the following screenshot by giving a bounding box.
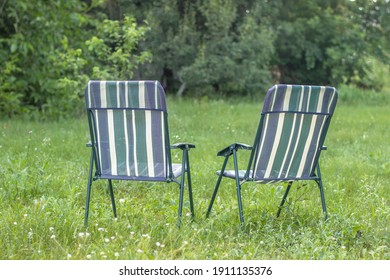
[86,141,93,148]
[171,142,196,150]
[321,146,328,151]
[217,142,252,157]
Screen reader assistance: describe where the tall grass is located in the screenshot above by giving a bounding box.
[0,87,389,260]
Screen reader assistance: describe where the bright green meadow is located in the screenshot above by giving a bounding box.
[0,87,389,260]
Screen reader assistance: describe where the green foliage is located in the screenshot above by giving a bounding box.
[0,0,151,119]
[85,16,152,80]
[0,0,90,118]
[0,87,389,259]
[1,0,390,117]
[134,0,276,96]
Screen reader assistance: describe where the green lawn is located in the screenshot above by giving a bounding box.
[0,92,389,260]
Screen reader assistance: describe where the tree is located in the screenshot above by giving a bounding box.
[0,0,151,118]
[273,0,390,88]
[123,0,276,96]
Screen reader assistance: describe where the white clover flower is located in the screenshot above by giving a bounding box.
[136,249,143,253]
[49,227,54,232]
[130,232,135,235]
[86,254,92,259]
[119,199,125,204]
[104,238,110,243]
[98,228,105,232]
[78,232,85,237]
[114,252,119,257]
[50,235,56,239]
[156,242,161,247]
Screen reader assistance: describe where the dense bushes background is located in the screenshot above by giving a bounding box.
[0,0,389,118]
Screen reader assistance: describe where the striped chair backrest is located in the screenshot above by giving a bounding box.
[252,84,338,181]
[85,80,170,181]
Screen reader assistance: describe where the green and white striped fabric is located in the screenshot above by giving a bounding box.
[252,84,338,182]
[85,80,173,181]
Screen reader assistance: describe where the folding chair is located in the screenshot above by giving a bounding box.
[84,80,195,227]
[206,84,338,224]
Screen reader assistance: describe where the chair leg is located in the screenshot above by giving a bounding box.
[233,150,244,224]
[318,180,328,220]
[185,151,195,220]
[277,181,293,217]
[108,179,117,218]
[206,156,229,218]
[316,165,328,220]
[84,151,94,227]
[177,150,188,228]
[177,174,185,228]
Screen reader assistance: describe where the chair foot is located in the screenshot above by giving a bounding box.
[276,182,292,217]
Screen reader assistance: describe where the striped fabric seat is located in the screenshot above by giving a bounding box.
[86,80,169,181]
[253,84,337,182]
[84,80,195,227]
[207,84,338,225]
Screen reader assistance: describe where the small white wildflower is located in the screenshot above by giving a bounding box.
[341,246,346,250]
[98,228,105,232]
[86,232,90,237]
[260,241,264,245]
[160,244,165,248]
[49,227,54,232]
[114,252,119,257]
[111,236,115,240]
[13,222,17,225]
[137,249,143,253]
[24,214,28,218]
[142,234,149,238]
[104,238,110,243]
[119,199,125,204]
[183,241,188,245]
[86,254,91,259]
[78,232,85,237]
[67,254,72,258]
[50,235,56,239]
[130,231,135,235]
[156,242,161,247]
